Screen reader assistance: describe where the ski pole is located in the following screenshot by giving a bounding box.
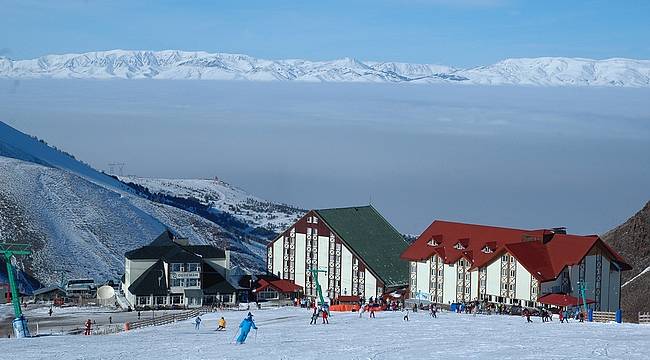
[230,330,239,344]
[254,328,257,342]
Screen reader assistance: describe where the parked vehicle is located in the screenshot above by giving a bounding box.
[65,279,97,298]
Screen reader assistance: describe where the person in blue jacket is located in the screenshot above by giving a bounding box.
[236,312,258,344]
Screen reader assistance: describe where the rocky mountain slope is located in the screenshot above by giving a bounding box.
[601,201,650,321]
[1,50,649,87]
[119,176,304,233]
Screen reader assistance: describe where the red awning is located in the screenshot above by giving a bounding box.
[538,293,595,307]
[338,295,360,303]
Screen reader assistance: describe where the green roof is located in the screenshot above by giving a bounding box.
[315,205,409,287]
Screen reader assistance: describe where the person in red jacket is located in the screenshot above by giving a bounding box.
[322,309,329,324]
[84,319,92,335]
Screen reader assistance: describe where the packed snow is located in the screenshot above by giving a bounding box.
[1,50,649,87]
[1,307,649,359]
[120,176,305,232]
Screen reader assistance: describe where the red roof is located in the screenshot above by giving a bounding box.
[255,279,303,293]
[401,220,631,282]
[538,293,595,307]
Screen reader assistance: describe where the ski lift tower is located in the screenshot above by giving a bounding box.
[308,268,327,307]
[1,243,32,338]
[577,280,589,315]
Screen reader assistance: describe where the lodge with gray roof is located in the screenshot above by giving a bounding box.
[122,230,238,309]
[267,205,409,301]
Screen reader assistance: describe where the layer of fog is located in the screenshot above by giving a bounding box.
[1,80,648,235]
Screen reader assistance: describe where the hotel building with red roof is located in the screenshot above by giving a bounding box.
[400,221,631,311]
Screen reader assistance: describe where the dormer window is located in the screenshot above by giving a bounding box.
[481,245,494,254]
[307,216,319,224]
[454,242,465,250]
[427,239,438,247]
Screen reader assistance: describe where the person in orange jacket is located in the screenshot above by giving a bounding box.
[217,317,226,331]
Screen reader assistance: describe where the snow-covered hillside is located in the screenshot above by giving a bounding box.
[0,121,275,285]
[1,50,649,87]
[120,176,305,233]
[0,156,265,284]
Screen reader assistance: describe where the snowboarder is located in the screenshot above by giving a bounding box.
[217,317,226,331]
[195,316,202,330]
[236,312,258,344]
[84,319,92,335]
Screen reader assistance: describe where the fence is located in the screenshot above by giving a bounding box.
[591,311,616,323]
[639,312,650,324]
[125,308,204,331]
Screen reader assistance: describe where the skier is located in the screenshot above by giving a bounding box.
[559,308,565,323]
[236,312,258,344]
[369,303,376,318]
[403,309,409,321]
[217,317,226,331]
[322,309,329,324]
[359,304,366,318]
[310,307,319,325]
[195,316,202,330]
[137,311,141,320]
[432,304,437,318]
[109,316,112,324]
[48,307,53,317]
[523,309,533,323]
[84,319,92,335]
[579,311,585,323]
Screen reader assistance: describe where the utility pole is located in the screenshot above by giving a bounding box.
[1,243,32,338]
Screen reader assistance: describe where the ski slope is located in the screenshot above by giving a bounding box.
[2,307,648,359]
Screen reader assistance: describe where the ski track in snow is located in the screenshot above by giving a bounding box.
[1,307,649,359]
[622,265,650,288]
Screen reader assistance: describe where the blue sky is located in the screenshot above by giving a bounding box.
[1,0,649,66]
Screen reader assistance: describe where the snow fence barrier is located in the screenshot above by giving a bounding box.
[125,308,205,331]
[639,312,650,324]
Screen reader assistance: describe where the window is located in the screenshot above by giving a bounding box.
[509,284,514,291]
[465,274,470,281]
[222,294,232,303]
[313,217,318,224]
[438,283,443,290]
[502,255,508,262]
[459,260,465,267]
[458,273,463,280]
[502,269,508,276]
[137,296,150,305]
[171,263,183,272]
[155,296,167,305]
[171,278,185,287]
[532,287,537,294]
[438,269,444,276]
[186,278,199,287]
[188,263,201,272]
[510,256,515,262]
[502,284,508,290]
[510,270,516,277]
[465,287,470,294]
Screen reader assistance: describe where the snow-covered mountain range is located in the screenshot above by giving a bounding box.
[1,50,649,87]
[119,176,304,233]
[0,121,299,285]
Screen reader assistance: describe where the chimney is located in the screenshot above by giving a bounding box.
[542,227,567,244]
